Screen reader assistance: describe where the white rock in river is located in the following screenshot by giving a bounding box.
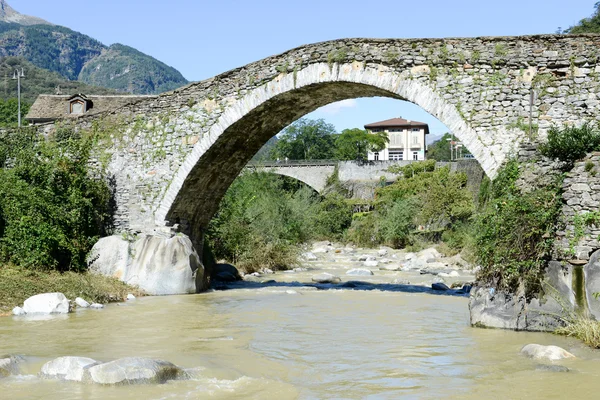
[311,273,341,284]
[90,303,104,309]
[88,233,203,295]
[0,356,21,377]
[40,356,99,381]
[126,294,136,300]
[520,344,575,361]
[83,357,185,385]
[378,248,388,257]
[346,268,374,276]
[379,265,402,271]
[23,293,70,314]
[363,260,379,268]
[302,252,318,261]
[75,297,90,308]
[11,306,26,316]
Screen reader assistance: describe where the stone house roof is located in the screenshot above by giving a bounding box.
[25,94,157,124]
[364,117,430,135]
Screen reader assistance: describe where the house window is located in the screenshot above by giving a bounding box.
[390,132,403,147]
[412,151,419,160]
[389,151,403,161]
[412,128,420,131]
[412,132,419,145]
[374,152,379,161]
[371,128,382,133]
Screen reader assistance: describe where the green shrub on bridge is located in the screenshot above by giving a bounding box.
[538,123,600,166]
[0,127,112,271]
[473,159,563,294]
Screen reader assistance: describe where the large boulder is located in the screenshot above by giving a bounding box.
[521,344,575,361]
[40,356,99,381]
[88,233,204,295]
[212,263,241,282]
[22,293,70,314]
[469,285,567,331]
[585,250,600,319]
[83,357,185,385]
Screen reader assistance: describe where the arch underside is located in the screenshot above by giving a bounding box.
[167,82,402,229]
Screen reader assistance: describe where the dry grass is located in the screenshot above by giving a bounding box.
[0,265,144,315]
[556,317,600,349]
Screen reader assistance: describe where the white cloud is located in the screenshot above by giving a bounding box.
[318,99,358,115]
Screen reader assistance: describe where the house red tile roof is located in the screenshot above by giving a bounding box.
[364,118,429,134]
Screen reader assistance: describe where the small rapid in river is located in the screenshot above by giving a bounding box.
[1,245,600,399]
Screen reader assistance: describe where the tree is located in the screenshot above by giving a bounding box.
[270,118,337,160]
[0,98,30,127]
[427,132,472,161]
[335,128,388,161]
[565,2,600,33]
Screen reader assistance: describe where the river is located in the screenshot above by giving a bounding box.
[1,247,600,399]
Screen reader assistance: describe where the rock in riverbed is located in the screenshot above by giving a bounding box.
[23,293,70,314]
[520,344,575,361]
[83,357,185,385]
[0,356,21,377]
[432,282,451,291]
[12,306,26,316]
[311,273,341,284]
[40,356,99,381]
[346,268,374,276]
[88,233,203,295]
[75,297,90,308]
[212,263,241,282]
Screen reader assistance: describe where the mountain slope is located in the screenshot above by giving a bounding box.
[0,0,51,26]
[79,44,188,94]
[0,56,118,103]
[0,2,188,94]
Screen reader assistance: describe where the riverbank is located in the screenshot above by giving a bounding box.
[0,265,144,316]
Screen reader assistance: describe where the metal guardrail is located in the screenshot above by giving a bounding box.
[246,158,479,168]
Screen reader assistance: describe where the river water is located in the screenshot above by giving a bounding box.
[1,248,600,399]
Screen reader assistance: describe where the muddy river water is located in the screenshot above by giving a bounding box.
[1,247,600,399]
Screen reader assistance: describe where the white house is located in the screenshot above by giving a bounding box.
[364,117,429,161]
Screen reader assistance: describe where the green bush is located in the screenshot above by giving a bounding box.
[0,128,112,271]
[344,212,378,248]
[538,123,600,166]
[377,198,418,248]
[313,193,353,239]
[473,159,562,294]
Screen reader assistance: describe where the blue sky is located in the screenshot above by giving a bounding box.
[13,0,597,139]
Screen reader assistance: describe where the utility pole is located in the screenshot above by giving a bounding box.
[12,68,25,127]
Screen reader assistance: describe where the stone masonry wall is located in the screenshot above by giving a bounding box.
[556,153,600,261]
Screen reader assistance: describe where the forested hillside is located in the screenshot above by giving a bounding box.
[0,18,188,94]
[0,56,117,103]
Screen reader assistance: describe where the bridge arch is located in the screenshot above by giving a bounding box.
[156,61,500,229]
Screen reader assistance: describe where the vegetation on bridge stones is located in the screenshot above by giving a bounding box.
[538,123,600,168]
[473,159,563,296]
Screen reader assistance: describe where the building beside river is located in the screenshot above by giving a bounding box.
[364,117,429,161]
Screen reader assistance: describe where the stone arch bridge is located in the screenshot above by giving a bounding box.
[37,34,600,250]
